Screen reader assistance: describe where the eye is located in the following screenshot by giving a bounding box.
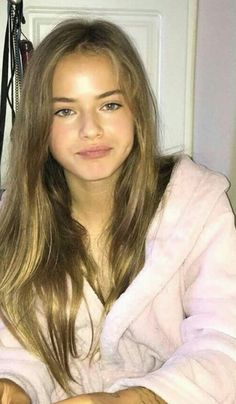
[101,102,121,111]
[54,109,75,117]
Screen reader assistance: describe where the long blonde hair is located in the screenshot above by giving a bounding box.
[0,19,175,392]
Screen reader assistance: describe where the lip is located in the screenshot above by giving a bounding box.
[77,145,113,159]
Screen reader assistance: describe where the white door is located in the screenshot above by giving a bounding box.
[0,0,197,186]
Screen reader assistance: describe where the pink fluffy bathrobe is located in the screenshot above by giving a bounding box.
[0,155,236,404]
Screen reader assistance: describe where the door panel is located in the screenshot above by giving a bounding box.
[0,0,197,185]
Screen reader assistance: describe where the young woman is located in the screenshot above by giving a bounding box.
[0,18,236,404]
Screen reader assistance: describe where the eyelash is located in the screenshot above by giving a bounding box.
[101,102,122,111]
[54,102,122,117]
[54,109,74,117]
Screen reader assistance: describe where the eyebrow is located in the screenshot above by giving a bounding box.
[96,89,122,99]
[52,89,122,103]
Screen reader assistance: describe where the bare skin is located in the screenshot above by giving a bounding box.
[0,379,31,404]
[0,56,167,404]
[54,387,167,404]
[0,381,167,404]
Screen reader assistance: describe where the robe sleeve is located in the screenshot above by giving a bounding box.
[0,321,55,404]
[0,195,54,403]
[106,192,236,404]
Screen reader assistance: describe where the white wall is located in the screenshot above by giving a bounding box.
[0,0,196,187]
[193,0,236,212]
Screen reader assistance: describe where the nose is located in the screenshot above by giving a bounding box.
[79,111,103,140]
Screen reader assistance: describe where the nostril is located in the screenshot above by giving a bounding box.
[79,114,103,139]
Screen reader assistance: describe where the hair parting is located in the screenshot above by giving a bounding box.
[0,18,176,392]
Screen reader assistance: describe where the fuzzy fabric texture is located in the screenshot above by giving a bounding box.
[0,155,236,404]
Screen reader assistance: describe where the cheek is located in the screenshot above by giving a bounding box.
[49,124,65,156]
[115,113,134,138]
[49,120,72,150]
[51,118,77,138]
[126,137,134,156]
[121,129,135,159]
[125,120,135,148]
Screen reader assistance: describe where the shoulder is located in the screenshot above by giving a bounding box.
[147,155,231,241]
[167,154,231,221]
[166,154,230,210]
[157,154,229,208]
[170,154,229,192]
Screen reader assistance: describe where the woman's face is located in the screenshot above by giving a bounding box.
[49,52,134,189]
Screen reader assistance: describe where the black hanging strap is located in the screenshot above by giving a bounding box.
[0,18,9,163]
[0,0,27,165]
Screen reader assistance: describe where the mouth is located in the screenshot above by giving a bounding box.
[77,146,113,159]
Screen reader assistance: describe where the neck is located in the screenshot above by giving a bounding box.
[68,178,115,235]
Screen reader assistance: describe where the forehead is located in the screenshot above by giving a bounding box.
[52,52,122,95]
[55,51,119,78]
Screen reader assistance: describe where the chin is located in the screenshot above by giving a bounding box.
[81,168,120,181]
